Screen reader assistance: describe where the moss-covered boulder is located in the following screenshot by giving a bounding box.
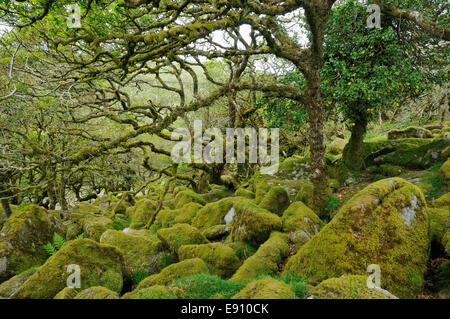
[231,200,282,245]
[328,138,347,155]
[137,258,209,289]
[232,277,296,299]
[363,138,450,169]
[82,216,114,241]
[53,287,80,299]
[294,183,314,208]
[234,188,255,199]
[377,164,404,177]
[0,267,37,298]
[432,192,450,209]
[126,199,158,229]
[443,229,450,256]
[311,275,398,299]
[231,232,289,283]
[0,204,64,281]
[428,208,449,247]
[202,224,230,241]
[258,186,290,216]
[438,158,450,184]
[157,224,208,255]
[178,243,241,278]
[284,178,429,298]
[191,197,236,231]
[226,241,257,262]
[156,202,202,228]
[74,286,119,299]
[174,190,206,209]
[99,229,163,274]
[201,186,234,203]
[387,126,432,140]
[10,239,124,299]
[122,285,182,299]
[281,201,324,250]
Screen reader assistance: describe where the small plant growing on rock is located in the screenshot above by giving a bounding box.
[43,233,66,256]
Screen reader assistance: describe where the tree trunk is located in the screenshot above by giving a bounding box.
[343,116,368,171]
[0,185,12,218]
[304,72,331,216]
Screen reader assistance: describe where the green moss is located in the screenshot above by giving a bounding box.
[428,208,449,246]
[231,200,282,245]
[231,232,289,283]
[191,197,235,231]
[201,187,234,203]
[281,201,324,250]
[202,224,230,241]
[137,258,209,289]
[294,183,314,208]
[0,266,38,298]
[328,138,347,155]
[178,243,241,278]
[53,287,80,299]
[157,224,208,254]
[10,239,124,299]
[432,192,450,209]
[443,229,450,256]
[232,277,296,299]
[99,229,163,274]
[226,241,257,261]
[156,202,202,228]
[377,164,404,177]
[258,186,290,216]
[82,216,114,241]
[234,188,255,199]
[284,178,429,299]
[126,199,158,229]
[74,286,119,299]
[174,273,245,299]
[122,285,183,299]
[311,275,397,299]
[0,204,64,281]
[174,190,206,209]
[438,158,450,184]
[387,126,432,140]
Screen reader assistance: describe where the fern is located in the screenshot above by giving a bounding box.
[75,233,85,239]
[132,268,149,285]
[53,233,66,250]
[43,242,57,256]
[113,220,124,230]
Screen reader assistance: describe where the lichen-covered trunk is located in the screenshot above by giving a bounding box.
[305,72,330,216]
[344,116,368,171]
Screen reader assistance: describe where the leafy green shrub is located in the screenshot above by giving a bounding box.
[174,273,245,299]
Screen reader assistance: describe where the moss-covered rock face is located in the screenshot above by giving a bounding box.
[377,164,404,177]
[294,183,314,207]
[232,277,296,299]
[363,138,450,169]
[10,239,124,299]
[0,267,37,298]
[432,192,450,209]
[226,241,257,261]
[202,224,230,241]
[201,187,234,203]
[126,199,158,229]
[82,216,114,241]
[311,275,398,299]
[191,197,236,231]
[231,232,289,283]
[428,208,449,247]
[137,258,209,289]
[0,204,64,281]
[231,200,282,245]
[174,190,206,209]
[328,138,348,155]
[74,286,119,299]
[99,229,163,274]
[156,202,202,228]
[284,178,429,299]
[443,229,450,256]
[157,224,208,254]
[178,243,241,278]
[387,127,433,140]
[438,158,450,184]
[122,285,182,299]
[258,186,290,216]
[281,201,324,250]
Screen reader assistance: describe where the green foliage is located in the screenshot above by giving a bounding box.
[174,273,245,299]
[43,233,66,256]
[325,195,340,216]
[113,220,124,231]
[132,268,149,286]
[422,162,445,200]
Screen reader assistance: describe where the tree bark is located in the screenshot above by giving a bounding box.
[343,115,368,171]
